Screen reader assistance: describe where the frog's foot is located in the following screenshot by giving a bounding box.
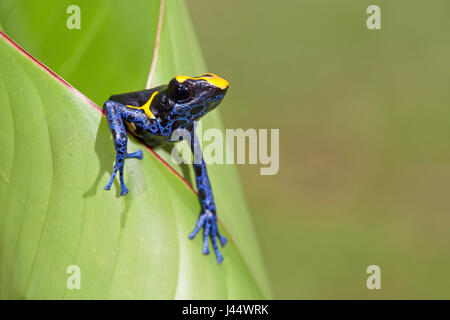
[126,150,143,160]
[105,150,142,196]
[189,210,227,264]
[104,164,129,196]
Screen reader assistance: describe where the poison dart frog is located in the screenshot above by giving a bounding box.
[102,73,229,264]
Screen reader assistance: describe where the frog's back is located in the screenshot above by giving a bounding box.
[108,86,166,107]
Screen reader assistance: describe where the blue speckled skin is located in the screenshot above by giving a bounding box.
[102,74,228,264]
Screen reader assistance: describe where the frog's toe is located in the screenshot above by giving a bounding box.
[203,222,211,255]
[210,230,224,264]
[104,169,118,191]
[189,213,206,240]
[120,183,129,196]
[127,150,143,160]
[216,230,227,248]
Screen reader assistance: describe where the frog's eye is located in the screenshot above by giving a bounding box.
[168,78,191,101]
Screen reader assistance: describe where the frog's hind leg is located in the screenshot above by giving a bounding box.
[103,100,143,196]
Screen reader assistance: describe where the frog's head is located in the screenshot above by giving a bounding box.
[163,73,229,123]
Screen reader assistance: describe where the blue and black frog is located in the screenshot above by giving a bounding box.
[102,74,229,263]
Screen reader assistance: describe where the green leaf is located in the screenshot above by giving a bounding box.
[0,0,271,299]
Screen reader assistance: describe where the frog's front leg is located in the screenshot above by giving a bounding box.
[103,101,145,196]
[188,130,227,264]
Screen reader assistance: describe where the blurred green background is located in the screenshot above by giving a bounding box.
[188,0,450,298]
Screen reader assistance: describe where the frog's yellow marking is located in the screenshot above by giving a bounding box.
[176,73,229,89]
[126,91,158,119]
